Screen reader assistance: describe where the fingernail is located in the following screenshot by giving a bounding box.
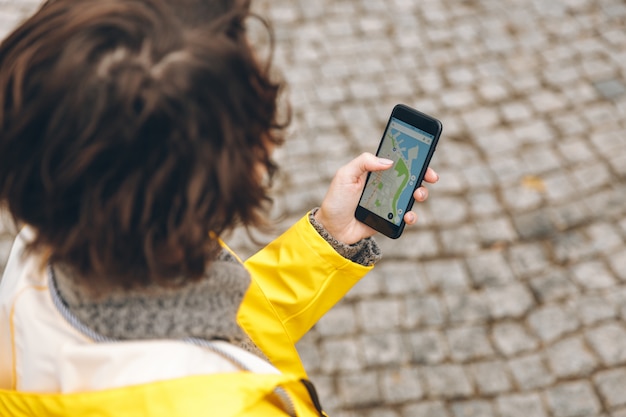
[418,189,425,198]
[379,158,393,165]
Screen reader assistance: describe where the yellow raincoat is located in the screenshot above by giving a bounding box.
[0,214,373,416]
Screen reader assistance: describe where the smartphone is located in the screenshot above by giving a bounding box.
[355,104,442,239]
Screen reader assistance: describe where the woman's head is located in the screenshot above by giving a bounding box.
[0,0,286,287]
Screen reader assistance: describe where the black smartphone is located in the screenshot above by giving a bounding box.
[355,104,442,239]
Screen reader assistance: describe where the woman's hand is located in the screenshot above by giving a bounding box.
[314,152,439,245]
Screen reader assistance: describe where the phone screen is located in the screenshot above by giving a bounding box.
[358,117,435,226]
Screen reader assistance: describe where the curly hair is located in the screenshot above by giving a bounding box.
[0,0,286,288]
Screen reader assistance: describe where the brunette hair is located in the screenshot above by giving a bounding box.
[0,0,286,287]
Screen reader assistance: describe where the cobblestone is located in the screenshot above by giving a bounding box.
[380,367,424,404]
[527,304,581,343]
[422,364,474,399]
[593,367,626,410]
[406,330,448,365]
[545,380,602,417]
[586,323,626,366]
[446,325,494,363]
[492,322,540,357]
[3,0,626,415]
[508,353,556,391]
[496,393,548,417]
[546,336,599,378]
[469,361,512,396]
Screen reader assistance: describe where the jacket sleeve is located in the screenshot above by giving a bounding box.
[237,213,373,375]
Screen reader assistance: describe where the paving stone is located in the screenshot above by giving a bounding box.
[593,367,626,410]
[403,294,447,328]
[376,262,429,295]
[439,225,482,255]
[480,133,525,159]
[501,101,534,123]
[572,162,614,193]
[496,393,548,417]
[422,364,474,399]
[460,165,498,189]
[593,79,626,99]
[529,267,583,304]
[527,304,580,343]
[320,338,363,373]
[429,196,470,226]
[541,171,578,203]
[507,242,551,277]
[513,119,556,145]
[521,146,563,174]
[345,273,383,300]
[433,169,466,194]
[401,401,451,417]
[376,229,441,259]
[407,330,449,365]
[469,360,513,395]
[466,191,503,217]
[508,353,556,390]
[360,332,407,367]
[610,151,626,178]
[608,287,626,320]
[546,336,599,378]
[575,294,618,326]
[446,326,494,362]
[501,183,544,212]
[552,113,589,136]
[380,367,424,404]
[556,138,598,163]
[608,249,626,282]
[451,400,496,417]
[478,80,510,103]
[545,380,602,417]
[590,129,626,158]
[529,90,568,114]
[611,408,626,417]
[551,230,597,264]
[479,150,527,184]
[444,291,490,324]
[364,410,399,417]
[465,250,515,287]
[336,371,381,408]
[423,259,470,291]
[475,217,518,246]
[492,322,540,357]
[586,222,625,254]
[357,298,401,332]
[586,323,626,366]
[584,186,626,220]
[548,201,593,231]
[571,261,617,290]
[512,210,556,240]
[486,283,535,319]
[441,89,475,110]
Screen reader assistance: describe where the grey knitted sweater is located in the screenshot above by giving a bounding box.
[52,210,381,356]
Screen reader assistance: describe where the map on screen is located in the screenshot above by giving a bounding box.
[359,117,433,226]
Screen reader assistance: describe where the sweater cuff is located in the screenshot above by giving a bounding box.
[308,208,382,267]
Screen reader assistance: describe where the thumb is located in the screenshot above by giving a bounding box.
[346,152,393,178]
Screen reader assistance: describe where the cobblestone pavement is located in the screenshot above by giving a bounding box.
[1,0,626,416]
